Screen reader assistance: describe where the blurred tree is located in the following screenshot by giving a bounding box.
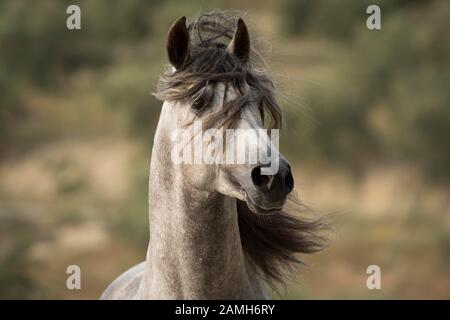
[0,0,160,88]
[0,0,161,155]
[0,217,41,299]
[280,0,450,181]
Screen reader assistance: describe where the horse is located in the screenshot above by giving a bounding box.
[101,12,327,300]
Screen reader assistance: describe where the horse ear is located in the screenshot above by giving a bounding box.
[167,16,190,69]
[227,18,250,63]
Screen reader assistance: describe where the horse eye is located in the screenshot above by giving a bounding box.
[192,98,204,111]
[192,85,214,112]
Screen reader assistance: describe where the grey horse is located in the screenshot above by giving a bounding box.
[101,12,327,300]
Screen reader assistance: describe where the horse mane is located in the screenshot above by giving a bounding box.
[155,11,329,288]
[237,195,329,288]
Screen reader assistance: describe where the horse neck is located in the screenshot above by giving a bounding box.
[139,128,265,299]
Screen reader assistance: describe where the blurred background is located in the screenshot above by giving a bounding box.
[0,0,449,299]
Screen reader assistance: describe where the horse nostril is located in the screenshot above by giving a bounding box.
[284,170,294,193]
[251,166,271,189]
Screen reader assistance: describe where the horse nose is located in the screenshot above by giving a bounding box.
[251,162,294,198]
[282,165,294,194]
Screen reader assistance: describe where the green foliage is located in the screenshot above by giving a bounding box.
[280,0,431,40]
[0,0,159,87]
[0,0,160,154]
[0,217,41,299]
[281,0,450,181]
